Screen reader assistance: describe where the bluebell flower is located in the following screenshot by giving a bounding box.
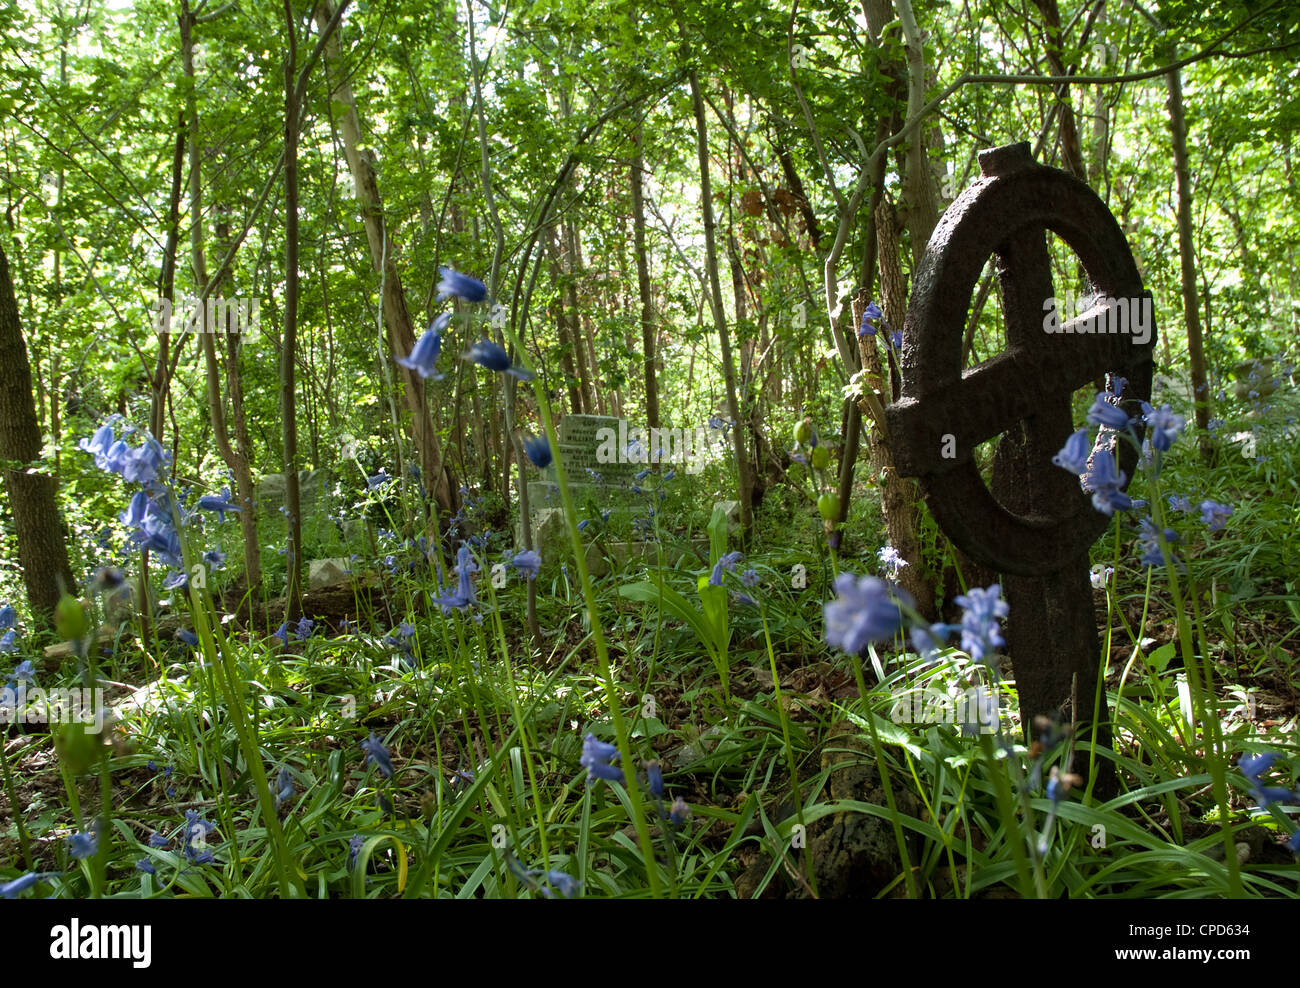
[823,573,913,654]
[295,616,314,640]
[954,584,1009,663]
[644,760,664,798]
[135,859,156,875]
[580,733,624,785]
[523,435,552,469]
[454,545,479,606]
[183,810,217,863]
[538,870,581,899]
[890,328,903,350]
[877,545,907,580]
[0,872,50,898]
[1289,830,1300,855]
[910,622,950,660]
[466,339,534,380]
[1141,402,1185,452]
[1051,428,1091,475]
[668,797,690,826]
[121,438,168,485]
[741,568,759,587]
[1137,518,1179,567]
[1081,449,1133,515]
[274,766,294,810]
[176,629,199,648]
[1239,751,1298,809]
[1199,500,1233,532]
[196,488,241,522]
[348,833,365,870]
[148,832,169,848]
[271,623,290,645]
[162,570,188,590]
[203,549,226,571]
[577,519,590,533]
[67,830,98,859]
[663,469,675,481]
[1167,494,1192,513]
[397,312,450,380]
[436,266,488,303]
[1086,393,1132,430]
[708,415,726,429]
[79,423,117,469]
[0,604,15,631]
[367,470,392,489]
[859,301,882,337]
[635,468,650,482]
[361,732,395,779]
[732,591,757,607]
[512,550,541,581]
[0,631,16,655]
[1089,565,1114,588]
[708,551,744,587]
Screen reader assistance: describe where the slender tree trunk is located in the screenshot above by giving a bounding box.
[0,244,75,626]
[690,70,753,536]
[1166,65,1212,452]
[562,221,596,414]
[315,0,458,523]
[282,1,304,621]
[548,226,582,414]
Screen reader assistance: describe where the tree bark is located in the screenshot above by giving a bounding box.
[0,243,75,625]
[282,0,304,621]
[690,70,753,536]
[1166,65,1213,452]
[314,0,458,523]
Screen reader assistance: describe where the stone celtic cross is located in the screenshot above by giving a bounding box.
[886,141,1155,755]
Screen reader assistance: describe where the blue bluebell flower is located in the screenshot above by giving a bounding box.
[645,760,664,798]
[1081,449,1133,515]
[1137,518,1179,567]
[877,545,907,580]
[135,859,155,875]
[436,266,488,303]
[162,570,188,590]
[367,470,392,489]
[708,551,744,587]
[890,328,903,350]
[348,833,365,870]
[397,312,450,380]
[0,631,16,655]
[859,301,882,337]
[176,629,199,648]
[1141,402,1185,452]
[580,733,624,785]
[361,732,395,779]
[663,469,676,481]
[148,832,169,848]
[1199,500,1233,532]
[67,830,98,859]
[668,797,691,826]
[203,550,226,571]
[0,604,15,631]
[295,616,314,640]
[274,766,294,810]
[538,870,581,898]
[953,584,1009,664]
[183,810,217,863]
[0,872,50,898]
[1167,494,1192,513]
[197,488,241,522]
[523,435,552,469]
[271,623,290,645]
[910,622,950,660]
[823,573,912,655]
[466,339,534,380]
[1086,393,1132,430]
[1051,428,1091,475]
[511,550,541,581]
[741,568,759,587]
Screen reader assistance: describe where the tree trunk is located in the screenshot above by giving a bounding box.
[1166,65,1212,452]
[315,0,458,523]
[282,1,304,621]
[690,70,753,536]
[0,244,75,625]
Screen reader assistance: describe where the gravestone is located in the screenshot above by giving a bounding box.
[885,142,1155,773]
[255,468,338,552]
